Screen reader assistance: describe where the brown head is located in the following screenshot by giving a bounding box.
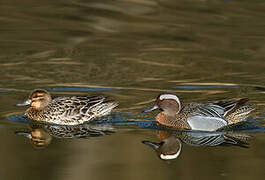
[142,93,182,117]
[15,89,52,111]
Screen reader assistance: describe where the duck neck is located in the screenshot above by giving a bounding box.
[26,107,43,120]
[164,109,178,118]
[156,112,177,127]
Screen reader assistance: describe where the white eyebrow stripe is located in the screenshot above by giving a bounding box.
[159,94,181,106]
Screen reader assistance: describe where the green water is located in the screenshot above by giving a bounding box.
[0,0,265,179]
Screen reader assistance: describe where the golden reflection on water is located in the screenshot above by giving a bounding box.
[15,123,115,148]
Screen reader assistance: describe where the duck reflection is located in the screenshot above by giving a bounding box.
[16,126,52,148]
[142,130,250,160]
[15,123,114,148]
[143,135,182,160]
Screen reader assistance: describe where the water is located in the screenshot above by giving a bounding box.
[1,0,265,179]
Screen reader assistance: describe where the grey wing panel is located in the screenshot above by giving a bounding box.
[182,132,226,146]
[194,104,226,118]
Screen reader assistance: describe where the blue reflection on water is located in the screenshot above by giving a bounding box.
[7,115,32,124]
[7,112,265,133]
[173,85,239,90]
[0,89,9,92]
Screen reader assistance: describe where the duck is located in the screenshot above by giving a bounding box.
[15,89,118,125]
[15,127,52,149]
[15,122,115,148]
[142,130,249,160]
[143,93,255,131]
[142,135,182,160]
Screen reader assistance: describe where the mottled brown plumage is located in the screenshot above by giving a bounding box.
[16,89,118,125]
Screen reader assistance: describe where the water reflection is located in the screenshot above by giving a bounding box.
[142,130,250,161]
[16,126,52,148]
[1,0,265,179]
[15,122,114,148]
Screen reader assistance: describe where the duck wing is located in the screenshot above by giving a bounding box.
[44,96,118,124]
[186,103,228,131]
[44,123,114,138]
[180,131,249,148]
[210,98,249,117]
[186,98,250,131]
[180,131,227,146]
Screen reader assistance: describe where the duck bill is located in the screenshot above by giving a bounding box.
[15,131,32,139]
[142,103,159,113]
[15,99,31,106]
[142,140,160,150]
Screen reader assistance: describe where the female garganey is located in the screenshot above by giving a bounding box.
[16,89,118,125]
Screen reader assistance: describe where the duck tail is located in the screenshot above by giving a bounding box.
[223,133,251,148]
[92,101,119,117]
[226,104,255,124]
[220,98,248,117]
[215,98,255,124]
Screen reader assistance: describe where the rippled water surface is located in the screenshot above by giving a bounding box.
[1,0,265,179]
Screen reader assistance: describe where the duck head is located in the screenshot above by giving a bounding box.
[15,127,52,148]
[142,136,182,160]
[143,93,182,117]
[15,89,52,110]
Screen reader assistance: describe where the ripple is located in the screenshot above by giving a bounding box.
[51,87,114,92]
[255,86,265,91]
[173,85,239,90]
[7,115,32,124]
[0,89,9,93]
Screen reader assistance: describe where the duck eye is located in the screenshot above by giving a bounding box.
[159,141,165,146]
